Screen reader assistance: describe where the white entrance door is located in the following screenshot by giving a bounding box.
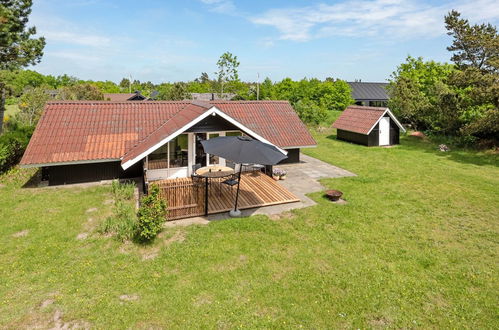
[379,117,390,146]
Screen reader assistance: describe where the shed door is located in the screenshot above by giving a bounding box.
[379,117,390,146]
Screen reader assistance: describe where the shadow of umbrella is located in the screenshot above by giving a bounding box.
[201,136,288,217]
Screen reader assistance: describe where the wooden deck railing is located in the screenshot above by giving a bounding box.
[154,177,205,219]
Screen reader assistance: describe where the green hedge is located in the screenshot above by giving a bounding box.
[0,124,33,174]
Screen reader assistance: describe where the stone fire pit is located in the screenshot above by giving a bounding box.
[325,189,343,201]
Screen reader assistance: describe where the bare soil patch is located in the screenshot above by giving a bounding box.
[140,231,186,260]
[369,316,392,328]
[119,294,140,302]
[76,232,89,240]
[268,211,297,221]
[40,299,54,309]
[12,229,29,238]
[164,231,186,245]
[193,293,214,307]
[141,248,160,260]
[214,254,249,272]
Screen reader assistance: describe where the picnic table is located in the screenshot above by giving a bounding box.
[195,165,234,178]
[195,165,235,215]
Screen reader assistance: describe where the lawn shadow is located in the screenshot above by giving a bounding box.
[21,169,42,188]
[401,137,499,167]
[326,133,337,141]
[327,132,498,167]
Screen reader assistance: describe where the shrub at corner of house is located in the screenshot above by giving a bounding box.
[136,184,168,242]
[0,123,34,174]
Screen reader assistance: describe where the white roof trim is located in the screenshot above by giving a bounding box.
[283,145,317,149]
[366,108,406,135]
[20,158,120,168]
[121,106,287,170]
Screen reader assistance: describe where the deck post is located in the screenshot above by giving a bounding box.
[204,177,209,215]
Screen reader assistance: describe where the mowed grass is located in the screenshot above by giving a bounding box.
[1,131,498,328]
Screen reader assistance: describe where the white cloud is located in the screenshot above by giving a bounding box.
[199,0,236,14]
[48,50,103,62]
[42,31,111,47]
[250,0,499,42]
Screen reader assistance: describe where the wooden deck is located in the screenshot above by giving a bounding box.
[153,172,299,220]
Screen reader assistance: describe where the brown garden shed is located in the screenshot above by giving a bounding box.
[332,105,405,146]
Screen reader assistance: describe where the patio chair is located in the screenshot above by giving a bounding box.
[192,164,201,175]
[221,173,239,194]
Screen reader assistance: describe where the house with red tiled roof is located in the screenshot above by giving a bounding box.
[332,105,405,146]
[103,92,146,101]
[20,100,316,185]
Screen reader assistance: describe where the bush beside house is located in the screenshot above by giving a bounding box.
[136,184,168,242]
[0,123,33,174]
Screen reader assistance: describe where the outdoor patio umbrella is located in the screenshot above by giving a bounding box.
[200,136,287,217]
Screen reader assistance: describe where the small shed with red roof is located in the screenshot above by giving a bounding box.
[332,105,405,146]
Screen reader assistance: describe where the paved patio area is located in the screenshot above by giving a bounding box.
[164,154,355,226]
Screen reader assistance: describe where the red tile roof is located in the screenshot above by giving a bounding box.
[21,100,315,166]
[211,101,315,149]
[121,102,210,165]
[332,105,387,134]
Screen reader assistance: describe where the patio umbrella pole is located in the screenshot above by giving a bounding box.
[200,136,288,218]
[230,164,243,217]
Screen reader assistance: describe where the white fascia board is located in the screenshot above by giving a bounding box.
[121,107,218,170]
[386,108,406,132]
[284,145,317,149]
[366,108,406,135]
[121,106,287,170]
[20,158,119,168]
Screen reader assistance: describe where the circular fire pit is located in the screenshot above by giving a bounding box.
[325,189,343,201]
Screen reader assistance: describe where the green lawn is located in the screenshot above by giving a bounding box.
[1,131,498,328]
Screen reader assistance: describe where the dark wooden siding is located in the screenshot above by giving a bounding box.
[47,161,142,185]
[337,114,400,146]
[278,148,300,164]
[186,115,239,133]
[390,122,400,145]
[368,123,380,146]
[337,129,369,146]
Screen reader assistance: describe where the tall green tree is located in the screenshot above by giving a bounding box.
[57,83,104,100]
[198,72,210,84]
[119,78,131,91]
[445,10,498,73]
[166,82,190,100]
[0,0,45,132]
[444,10,499,140]
[215,52,239,95]
[388,56,454,130]
[17,86,50,126]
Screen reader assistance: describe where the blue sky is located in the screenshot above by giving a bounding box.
[30,0,499,83]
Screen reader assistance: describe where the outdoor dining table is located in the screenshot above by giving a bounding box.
[195,165,235,215]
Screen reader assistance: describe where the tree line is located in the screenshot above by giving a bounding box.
[1,68,353,127]
[388,11,498,146]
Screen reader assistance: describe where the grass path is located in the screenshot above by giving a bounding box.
[0,132,497,328]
